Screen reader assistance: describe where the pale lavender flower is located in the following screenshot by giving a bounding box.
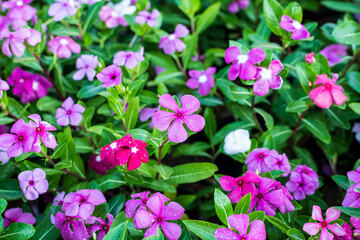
[73,55,98,81]
[99,1,136,28]
[26,29,42,46]
[3,208,36,228]
[228,0,250,13]
[55,97,85,126]
[253,60,284,96]
[96,64,122,88]
[0,78,10,99]
[139,107,158,128]
[28,114,57,152]
[186,67,216,96]
[18,168,49,201]
[159,24,189,55]
[48,36,81,58]
[113,51,144,69]
[0,28,30,57]
[280,15,310,40]
[48,0,81,21]
[320,44,348,67]
[2,0,37,30]
[135,9,160,27]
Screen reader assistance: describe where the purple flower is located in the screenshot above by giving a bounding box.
[28,114,57,152]
[227,0,250,14]
[224,46,266,81]
[18,168,49,201]
[342,182,360,208]
[73,55,98,81]
[62,189,106,220]
[154,66,165,75]
[352,123,360,144]
[264,152,291,177]
[0,119,35,157]
[351,217,360,239]
[0,78,10,99]
[96,64,122,88]
[186,67,216,96]
[53,191,66,206]
[48,36,81,58]
[303,206,346,239]
[113,51,144,69]
[54,212,87,240]
[135,9,160,27]
[86,214,114,240]
[159,24,189,55]
[125,191,169,218]
[245,148,272,173]
[26,29,42,46]
[56,97,86,126]
[0,28,30,57]
[271,181,295,213]
[2,0,37,30]
[280,15,310,40]
[285,165,319,200]
[99,1,136,28]
[214,214,266,240]
[334,222,353,240]
[139,107,158,128]
[320,44,348,67]
[133,194,184,240]
[48,0,81,21]
[253,59,284,96]
[3,208,36,228]
[219,171,260,203]
[152,94,205,143]
[347,166,360,183]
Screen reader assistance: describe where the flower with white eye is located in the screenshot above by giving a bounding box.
[223,129,251,155]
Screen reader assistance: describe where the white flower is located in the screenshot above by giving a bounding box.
[223,129,251,155]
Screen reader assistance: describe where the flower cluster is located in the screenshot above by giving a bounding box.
[286,165,319,200]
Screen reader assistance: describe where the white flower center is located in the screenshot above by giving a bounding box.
[198,75,207,84]
[19,78,24,83]
[111,10,118,17]
[110,143,117,149]
[168,34,176,40]
[95,156,101,162]
[292,21,302,30]
[237,54,248,64]
[69,0,75,7]
[32,81,39,91]
[60,38,69,45]
[16,1,23,6]
[260,69,272,80]
[131,147,138,153]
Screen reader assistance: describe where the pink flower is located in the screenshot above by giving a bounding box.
[245,148,272,173]
[99,1,136,28]
[86,214,114,240]
[306,52,316,63]
[280,15,310,40]
[2,0,37,30]
[53,191,66,206]
[62,189,106,220]
[125,191,169,218]
[113,51,144,69]
[153,94,205,143]
[186,67,216,96]
[154,66,165,75]
[3,207,36,228]
[73,55,98,81]
[99,143,120,171]
[309,74,347,109]
[285,165,319,200]
[342,182,360,208]
[219,171,260,203]
[303,206,346,239]
[334,222,354,240]
[18,168,49,200]
[133,194,184,240]
[227,0,250,13]
[351,217,360,239]
[28,114,57,153]
[48,36,81,58]
[159,24,189,55]
[320,44,348,67]
[253,59,283,96]
[0,119,35,157]
[214,214,266,240]
[224,46,266,81]
[48,0,81,21]
[0,147,10,165]
[0,28,30,57]
[26,29,42,46]
[89,154,109,175]
[55,97,86,126]
[135,9,160,27]
[139,107,158,128]
[54,212,87,240]
[96,64,122,88]
[264,152,291,177]
[348,166,360,183]
[0,78,10,99]
[271,181,295,213]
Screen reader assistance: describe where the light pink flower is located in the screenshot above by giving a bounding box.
[0,28,30,57]
[113,51,144,69]
[55,97,85,126]
[306,52,316,63]
[26,29,42,46]
[227,0,250,13]
[320,44,348,67]
[73,55,98,81]
[28,114,57,152]
[280,15,310,40]
[96,64,122,88]
[0,78,9,99]
[342,182,360,208]
[186,67,216,96]
[348,166,360,183]
[99,1,136,28]
[245,148,272,174]
[139,107,158,128]
[18,168,49,201]
[135,9,160,27]
[3,207,36,228]
[53,191,66,206]
[48,36,81,58]
[125,191,169,218]
[253,59,283,96]
[2,0,37,30]
[48,0,81,21]
[159,24,189,55]
[263,152,291,177]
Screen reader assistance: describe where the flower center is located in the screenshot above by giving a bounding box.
[131,147,138,153]
[168,34,176,40]
[67,110,72,115]
[80,198,86,203]
[292,21,302,30]
[32,81,39,91]
[126,54,132,58]
[321,221,328,228]
[66,216,71,221]
[198,75,207,84]
[84,64,89,69]
[241,237,246,240]
[111,11,118,17]
[110,143,117,149]
[324,83,331,90]
[237,180,243,186]
[36,127,42,132]
[142,199,147,204]
[303,170,308,174]
[257,193,263,199]
[299,183,303,187]
[19,78,24,83]
[111,75,117,80]
[103,226,108,231]
[58,201,63,205]
[260,69,272,80]
[18,135,24,141]
[16,1,23,6]
[276,186,281,190]
[277,161,282,166]
[177,113,182,118]
[29,180,34,185]
[157,217,162,222]
[258,154,264,159]
[237,54,248,64]
[95,156,101,162]
[60,38,69,46]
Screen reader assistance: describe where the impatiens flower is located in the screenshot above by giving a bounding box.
[309,74,347,109]
[224,46,266,81]
[53,191,66,206]
[264,152,291,177]
[48,0,81,21]
[0,28,30,57]
[352,123,360,144]
[253,59,283,96]
[0,119,35,157]
[342,182,360,208]
[73,55,98,81]
[245,148,272,173]
[214,214,266,240]
[159,24,189,55]
[28,114,57,153]
[271,181,295,213]
[280,15,310,40]
[99,1,136,28]
[306,52,316,63]
[26,29,42,46]
[286,165,319,200]
[125,191,169,218]
[56,97,85,126]
[62,189,106,220]
[0,78,10,99]
[320,44,348,67]
[228,0,250,14]
[3,208,36,228]
[89,154,109,175]
[18,168,49,201]
[219,171,260,203]
[86,214,114,240]
[139,107,158,128]
[135,9,160,27]
[186,67,216,96]
[2,0,37,30]
[153,94,205,143]
[133,194,184,240]
[55,212,87,240]
[347,166,360,183]
[96,64,122,88]
[113,51,144,69]
[303,205,346,239]
[223,129,251,155]
[48,36,81,58]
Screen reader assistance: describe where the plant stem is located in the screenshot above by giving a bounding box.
[81,124,97,150]
[339,47,360,80]
[251,95,264,133]
[288,105,311,145]
[173,55,188,79]
[1,105,19,121]
[129,34,138,48]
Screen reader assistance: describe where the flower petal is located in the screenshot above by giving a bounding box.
[213,228,240,240]
[228,214,249,236]
[163,202,184,221]
[159,94,179,112]
[168,118,187,143]
[161,221,182,240]
[303,223,322,236]
[180,95,200,115]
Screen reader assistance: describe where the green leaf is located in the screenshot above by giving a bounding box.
[254,108,274,129]
[204,108,217,144]
[146,52,177,69]
[196,2,221,34]
[74,138,93,153]
[284,2,302,22]
[153,165,173,180]
[0,199,7,215]
[123,97,139,131]
[83,1,104,32]
[214,189,233,226]
[166,163,218,185]
[287,228,305,240]
[0,180,22,200]
[350,102,360,115]
[183,220,220,240]
[0,222,35,240]
[325,107,350,129]
[234,193,251,214]
[293,146,317,171]
[334,207,360,218]
[266,215,291,233]
[108,194,126,217]
[286,100,308,113]
[248,211,265,222]
[103,220,128,240]
[182,34,198,69]
[36,97,61,111]
[98,170,125,191]
[77,84,104,99]
[295,63,316,94]
[332,175,350,190]
[93,203,109,219]
[52,26,80,36]
[177,0,201,18]
[0,117,14,125]
[322,1,360,13]
[347,72,360,94]
[303,118,331,144]
[139,177,176,192]
[124,171,143,185]
[30,213,60,240]
[332,20,360,45]
[263,0,284,36]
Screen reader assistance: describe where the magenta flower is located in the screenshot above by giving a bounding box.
[113,51,144,69]
[214,214,266,240]
[306,52,316,64]
[133,194,184,240]
[54,212,87,240]
[219,171,260,203]
[153,94,205,143]
[264,152,291,177]
[89,154,109,175]
[351,217,360,239]
[320,44,348,67]
[348,166,360,183]
[253,59,283,96]
[271,181,295,213]
[0,28,30,57]
[224,46,266,81]
[62,189,106,220]
[99,1,136,28]
[53,191,66,206]
[280,15,310,40]
[0,78,10,99]
[99,142,120,171]
[334,222,354,240]
[96,64,122,88]
[245,148,272,173]
[48,36,81,58]
[303,206,346,239]
[2,0,37,30]
[73,55,98,81]
[3,208,36,228]
[28,114,57,153]
[285,165,319,200]
[135,9,160,27]
[309,74,347,109]
[227,0,250,14]
[159,24,189,55]
[342,182,360,208]
[139,107,158,128]
[56,97,85,126]
[186,67,216,96]
[0,119,35,157]
[125,191,169,218]
[86,214,114,240]
[48,0,81,21]
[18,168,49,201]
